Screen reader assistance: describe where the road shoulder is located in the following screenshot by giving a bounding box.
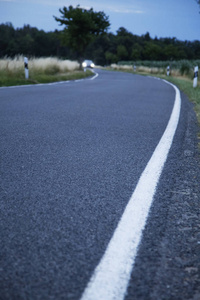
[126,91,200,300]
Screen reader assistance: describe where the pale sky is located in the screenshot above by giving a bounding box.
[0,0,200,41]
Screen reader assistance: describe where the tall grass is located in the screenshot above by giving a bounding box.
[29,57,79,74]
[0,56,88,86]
[114,60,200,78]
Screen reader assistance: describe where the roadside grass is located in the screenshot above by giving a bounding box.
[163,76,200,123]
[0,56,93,86]
[116,60,200,78]
[163,76,200,147]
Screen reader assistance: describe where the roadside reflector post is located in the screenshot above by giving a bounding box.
[193,66,198,88]
[167,65,170,76]
[24,57,29,79]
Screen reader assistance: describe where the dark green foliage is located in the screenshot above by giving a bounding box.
[179,60,192,75]
[54,5,110,64]
[0,22,200,66]
[0,23,68,57]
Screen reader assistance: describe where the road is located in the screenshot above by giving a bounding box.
[0,69,199,300]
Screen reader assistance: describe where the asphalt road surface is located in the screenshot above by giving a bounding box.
[0,69,199,300]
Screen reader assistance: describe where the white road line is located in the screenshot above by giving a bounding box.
[80,80,181,300]
[90,70,99,80]
[0,71,98,89]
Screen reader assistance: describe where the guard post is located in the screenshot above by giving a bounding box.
[24,57,29,79]
[167,65,170,76]
[193,66,198,88]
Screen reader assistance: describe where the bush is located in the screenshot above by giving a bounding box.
[180,60,192,76]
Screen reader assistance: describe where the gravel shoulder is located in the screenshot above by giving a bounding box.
[126,91,200,300]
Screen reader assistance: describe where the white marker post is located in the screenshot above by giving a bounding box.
[24,57,29,79]
[193,66,198,88]
[167,65,170,76]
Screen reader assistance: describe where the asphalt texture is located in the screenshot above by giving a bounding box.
[0,69,199,300]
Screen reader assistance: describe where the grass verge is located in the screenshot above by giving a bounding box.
[161,76,200,147]
[0,56,94,86]
[0,69,93,86]
[162,76,200,124]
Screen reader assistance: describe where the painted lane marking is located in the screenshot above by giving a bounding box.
[90,70,99,80]
[0,71,99,89]
[0,81,69,89]
[80,80,181,300]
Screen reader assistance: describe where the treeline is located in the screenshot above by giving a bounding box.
[1,23,200,65]
[0,23,67,58]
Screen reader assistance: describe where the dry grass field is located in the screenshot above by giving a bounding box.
[0,56,91,86]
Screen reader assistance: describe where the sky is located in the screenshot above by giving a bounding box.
[0,0,200,41]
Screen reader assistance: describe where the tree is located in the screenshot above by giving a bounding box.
[54,5,110,67]
[142,32,151,42]
[105,51,117,64]
[131,43,142,60]
[163,44,179,60]
[0,22,200,62]
[0,23,15,56]
[196,0,200,12]
[117,45,128,61]
[143,42,162,60]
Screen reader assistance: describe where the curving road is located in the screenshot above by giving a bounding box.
[0,69,199,300]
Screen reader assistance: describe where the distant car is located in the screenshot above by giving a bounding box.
[82,60,95,68]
